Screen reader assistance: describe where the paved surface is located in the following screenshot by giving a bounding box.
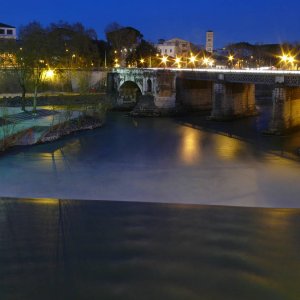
[0,107,79,143]
[4,109,58,123]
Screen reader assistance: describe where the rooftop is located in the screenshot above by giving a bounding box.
[0,23,15,29]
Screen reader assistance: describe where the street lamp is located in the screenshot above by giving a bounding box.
[202,57,209,67]
[174,56,182,68]
[279,52,296,70]
[288,56,296,70]
[114,58,120,68]
[228,55,234,68]
[161,56,168,68]
[188,54,197,68]
[45,69,55,80]
[140,58,145,68]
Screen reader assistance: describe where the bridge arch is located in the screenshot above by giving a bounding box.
[118,81,143,104]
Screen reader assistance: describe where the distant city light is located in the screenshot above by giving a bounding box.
[228,55,234,61]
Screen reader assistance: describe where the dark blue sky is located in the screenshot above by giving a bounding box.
[1,0,300,47]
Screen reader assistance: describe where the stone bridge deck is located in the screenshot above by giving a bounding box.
[113,68,300,86]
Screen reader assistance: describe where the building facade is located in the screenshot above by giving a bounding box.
[156,38,192,58]
[0,23,17,40]
[206,31,214,53]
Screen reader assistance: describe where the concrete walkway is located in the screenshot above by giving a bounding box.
[0,107,80,146]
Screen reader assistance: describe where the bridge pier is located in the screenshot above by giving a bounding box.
[211,82,257,120]
[176,79,212,111]
[153,71,177,109]
[269,85,300,133]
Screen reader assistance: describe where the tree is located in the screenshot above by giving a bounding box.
[19,22,49,112]
[224,42,288,68]
[126,39,158,67]
[47,22,100,68]
[105,22,123,35]
[95,40,112,68]
[15,47,33,111]
[12,21,101,112]
[106,26,143,51]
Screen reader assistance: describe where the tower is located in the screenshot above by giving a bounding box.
[206,31,214,53]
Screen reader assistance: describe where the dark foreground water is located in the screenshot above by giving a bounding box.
[0,198,300,300]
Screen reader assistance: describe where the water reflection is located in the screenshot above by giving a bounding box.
[1,199,300,299]
[215,135,246,161]
[180,127,202,165]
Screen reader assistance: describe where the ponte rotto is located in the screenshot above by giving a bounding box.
[107,68,300,133]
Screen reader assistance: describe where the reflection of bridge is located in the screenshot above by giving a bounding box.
[107,68,300,133]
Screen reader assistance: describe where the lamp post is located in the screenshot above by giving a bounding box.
[175,56,182,68]
[228,55,234,68]
[279,53,296,70]
[189,54,197,68]
[161,56,168,68]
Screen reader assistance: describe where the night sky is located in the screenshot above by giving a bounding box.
[2,0,300,47]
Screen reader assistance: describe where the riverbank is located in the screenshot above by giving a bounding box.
[0,104,107,152]
[40,115,103,143]
[0,93,107,107]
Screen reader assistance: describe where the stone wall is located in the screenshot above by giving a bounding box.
[0,70,107,94]
[70,71,107,92]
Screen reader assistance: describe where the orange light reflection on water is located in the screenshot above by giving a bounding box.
[180,127,202,165]
[215,135,245,161]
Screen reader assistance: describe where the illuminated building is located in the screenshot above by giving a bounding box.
[156,38,192,59]
[0,23,17,40]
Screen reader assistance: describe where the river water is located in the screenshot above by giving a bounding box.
[1,105,300,299]
[0,105,299,208]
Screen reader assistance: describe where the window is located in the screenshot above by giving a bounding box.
[170,49,173,53]
[0,29,4,34]
[7,29,13,35]
[165,49,167,53]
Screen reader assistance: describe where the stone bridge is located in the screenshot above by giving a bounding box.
[107,68,300,133]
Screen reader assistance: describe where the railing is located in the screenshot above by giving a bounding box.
[112,67,300,76]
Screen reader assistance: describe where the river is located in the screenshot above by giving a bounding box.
[1,105,300,299]
[0,105,299,208]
